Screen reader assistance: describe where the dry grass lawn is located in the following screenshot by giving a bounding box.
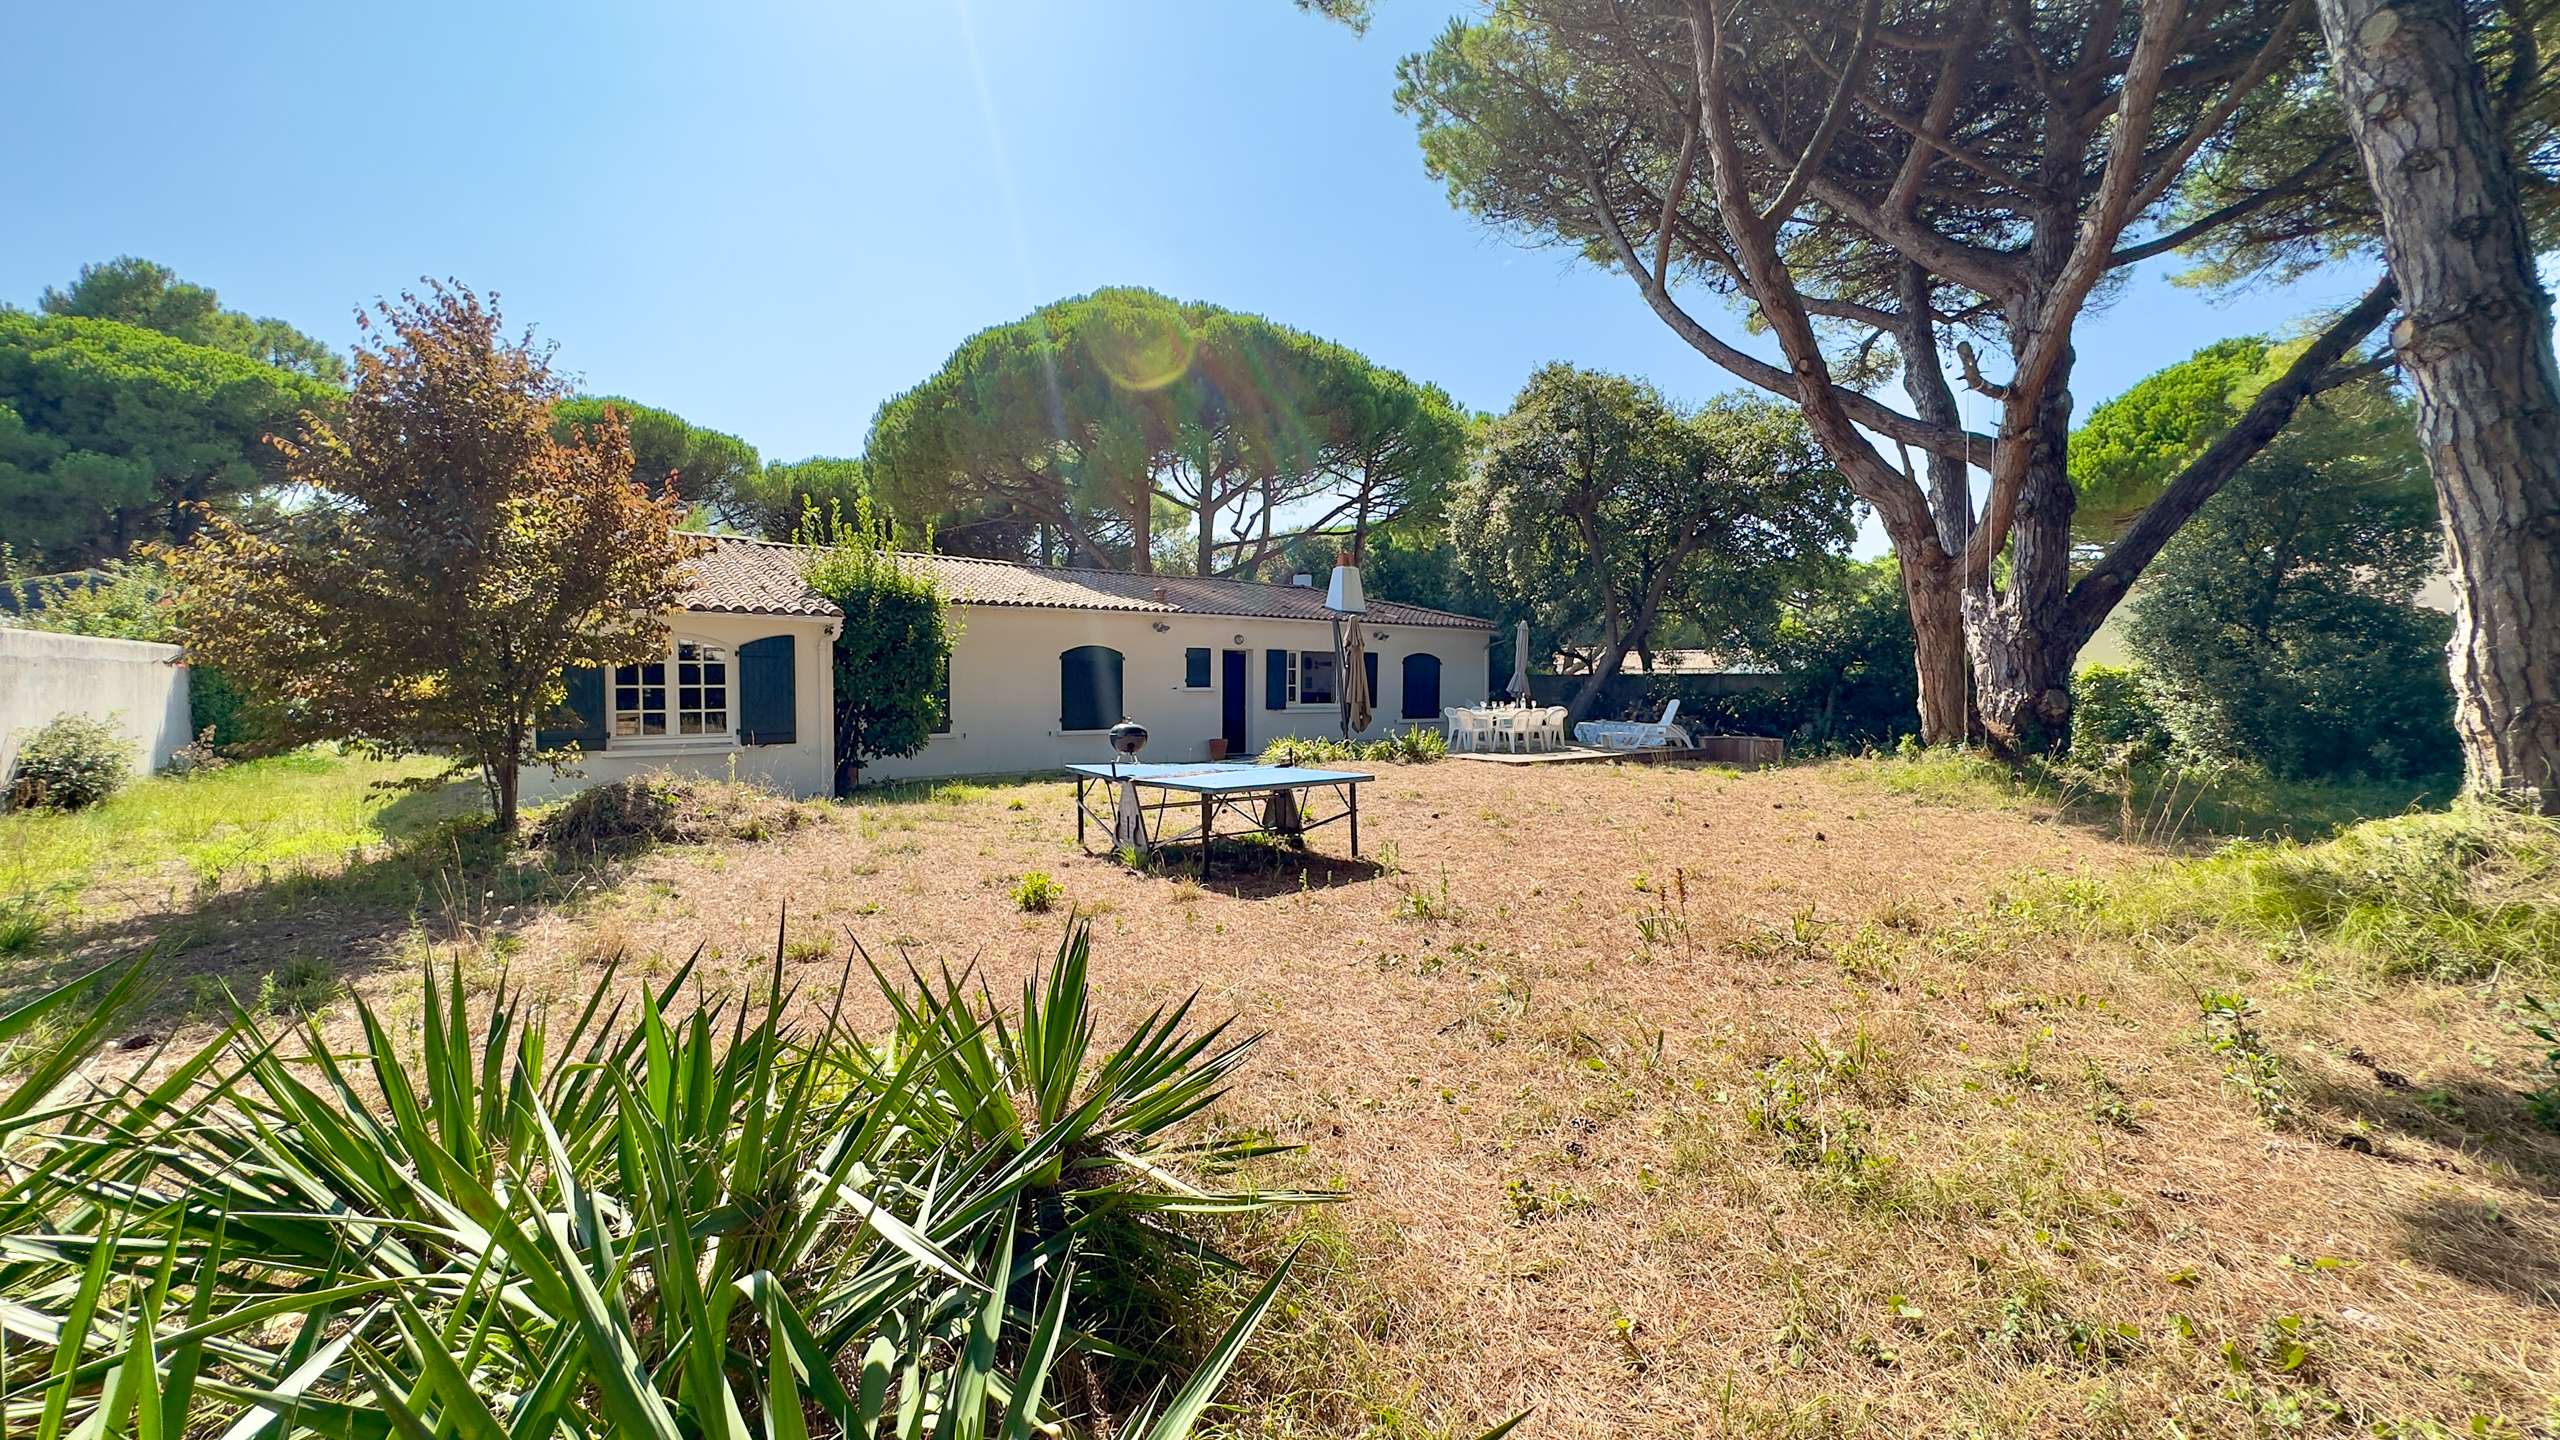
[20,755,2560,1437]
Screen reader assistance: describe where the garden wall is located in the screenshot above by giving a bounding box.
[0,628,192,780]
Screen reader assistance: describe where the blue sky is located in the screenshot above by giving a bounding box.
[8,0,2382,549]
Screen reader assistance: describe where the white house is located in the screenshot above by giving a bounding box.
[530,535,1494,798]
[524,535,844,803]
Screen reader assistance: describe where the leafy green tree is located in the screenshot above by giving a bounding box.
[730,456,870,541]
[0,312,339,568]
[1752,557,1919,750]
[1306,354,1469,563]
[38,256,346,383]
[163,284,698,833]
[797,502,955,792]
[553,395,760,529]
[1452,364,1853,721]
[2118,363,2457,781]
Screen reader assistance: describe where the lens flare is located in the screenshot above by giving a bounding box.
[1088,304,1197,392]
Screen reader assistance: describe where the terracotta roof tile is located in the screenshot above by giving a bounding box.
[674,533,1493,630]
[675,535,842,617]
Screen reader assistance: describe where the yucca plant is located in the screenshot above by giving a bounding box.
[0,919,1316,1439]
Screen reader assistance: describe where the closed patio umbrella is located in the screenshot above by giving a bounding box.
[1507,619,1531,702]
[1342,621,1372,736]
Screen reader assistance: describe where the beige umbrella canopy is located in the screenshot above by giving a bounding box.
[1508,619,1531,702]
[1342,622,1373,736]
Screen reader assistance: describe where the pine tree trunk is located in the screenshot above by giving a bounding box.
[2318,0,2560,809]
[1967,364,2080,757]
[1901,548,1972,745]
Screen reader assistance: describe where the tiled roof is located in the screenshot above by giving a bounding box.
[675,535,842,617]
[674,533,1494,630]
[918,552,1495,629]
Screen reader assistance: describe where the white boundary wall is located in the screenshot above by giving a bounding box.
[0,629,193,780]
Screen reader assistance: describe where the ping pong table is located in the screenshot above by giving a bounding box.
[1066,761,1372,875]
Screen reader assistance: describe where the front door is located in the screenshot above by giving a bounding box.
[1221,649,1249,755]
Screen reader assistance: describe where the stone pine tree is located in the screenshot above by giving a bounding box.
[1389,0,2415,752]
[0,312,339,567]
[164,283,699,834]
[2312,0,2560,808]
[867,287,1465,578]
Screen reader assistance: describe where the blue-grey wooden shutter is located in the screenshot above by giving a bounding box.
[1401,653,1442,719]
[1265,649,1288,710]
[537,666,608,750]
[737,635,796,745]
[1363,651,1379,710]
[1060,646,1122,731]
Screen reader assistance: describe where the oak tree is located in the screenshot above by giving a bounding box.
[164,284,699,834]
[1451,363,1853,720]
[2094,341,2457,778]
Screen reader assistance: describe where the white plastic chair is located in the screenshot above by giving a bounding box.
[1490,709,1524,754]
[1442,707,1479,753]
[1537,706,1568,752]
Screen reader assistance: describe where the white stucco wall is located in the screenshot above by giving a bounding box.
[862,603,1493,781]
[522,611,841,802]
[0,628,193,782]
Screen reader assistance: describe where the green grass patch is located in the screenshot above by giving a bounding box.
[1849,746,2437,844]
[2019,804,2560,982]
[0,748,468,909]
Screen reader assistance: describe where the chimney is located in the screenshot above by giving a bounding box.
[1291,574,1314,588]
[1150,584,1168,603]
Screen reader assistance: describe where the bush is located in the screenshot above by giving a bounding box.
[530,771,812,856]
[0,923,1315,1439]
[2068,664,2171,767]
[5,712,132,812]
[1261,727,1447,768]
[185,664,265,750]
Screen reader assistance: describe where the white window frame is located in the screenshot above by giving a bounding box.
[1286,649,1337,708]
[611,636,736,748]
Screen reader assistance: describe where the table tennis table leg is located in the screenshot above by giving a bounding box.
[1200,794,1214,878]
[1076,776,1086,850]
[1349,784,1359,857]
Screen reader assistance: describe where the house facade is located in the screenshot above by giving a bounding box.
[529,535,1494,798]
[865,551,1495,782]
[523,538,842,803]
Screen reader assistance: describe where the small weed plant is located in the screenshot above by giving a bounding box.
[2518,993,2560,1131]
[2200,990,2294,1127]
[1013,868,1065,912]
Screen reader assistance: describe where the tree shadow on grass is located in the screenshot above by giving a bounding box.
[12,819,639,1035]
[1084,835,1387,901]
[2390,1189,2560,1310]
[2310,1068,2560,1201]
